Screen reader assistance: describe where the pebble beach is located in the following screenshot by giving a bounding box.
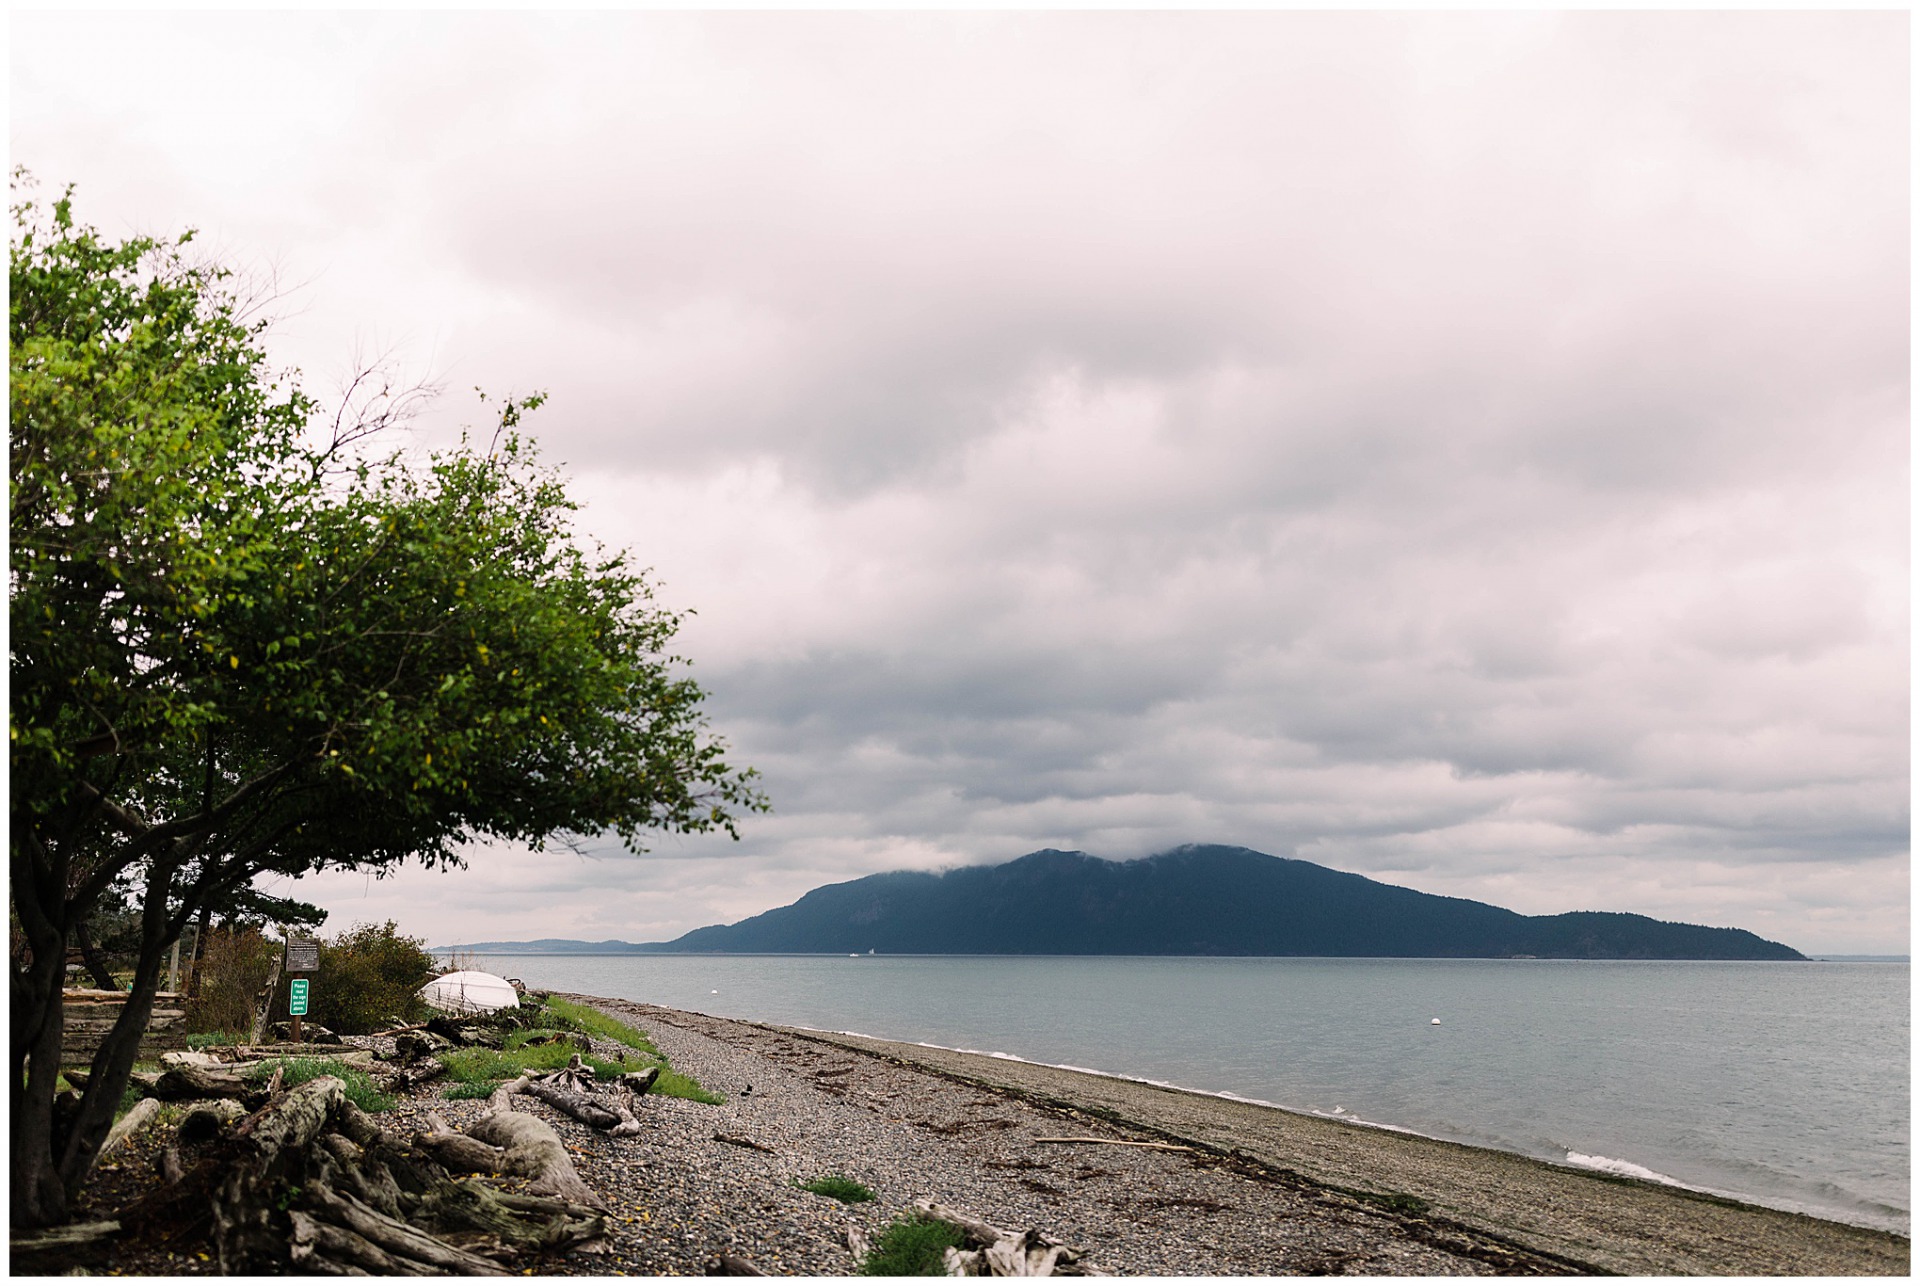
[389,994,1908,1277]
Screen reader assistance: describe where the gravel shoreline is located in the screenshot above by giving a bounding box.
[76,992,1909,1276]
[510,995,1564,1276]
[542,995,1908,1277]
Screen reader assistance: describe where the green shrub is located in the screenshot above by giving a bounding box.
[798,1174,876,1203]
[858,1213,966,1275]
[273,920,435,1035]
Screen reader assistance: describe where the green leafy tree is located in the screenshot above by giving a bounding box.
[9,176,766,1226]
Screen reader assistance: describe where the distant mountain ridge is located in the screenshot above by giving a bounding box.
[433,938,657,954]
[440,846,1805,960]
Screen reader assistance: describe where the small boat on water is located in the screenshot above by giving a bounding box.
[418,970,520,1014]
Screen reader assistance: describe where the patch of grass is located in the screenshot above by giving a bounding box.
[652,1067,724,1105]
[441,1080,498,1100]
[438,1040,623,1083]
[858,1213,966,1276]
[542,996,662,1057]
[797,1174,876,1203]
[185,1030,248,1050]
[245,1056,396,1113]
[436,1025,723,1104]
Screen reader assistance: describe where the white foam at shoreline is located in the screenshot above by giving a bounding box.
[1564,1152,1687,1187]
[827,1028,1428,1134]
[824,1029,1781,1201]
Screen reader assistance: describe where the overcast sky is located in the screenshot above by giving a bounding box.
[13,11,1908,955]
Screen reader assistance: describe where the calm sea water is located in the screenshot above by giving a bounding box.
[454,953,1908,1234]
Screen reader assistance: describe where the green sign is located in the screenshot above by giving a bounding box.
[289,978,310,1017]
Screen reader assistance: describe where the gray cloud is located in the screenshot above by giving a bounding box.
[14,10,1906,954]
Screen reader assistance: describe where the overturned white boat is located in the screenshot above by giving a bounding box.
[417,970,521,1015]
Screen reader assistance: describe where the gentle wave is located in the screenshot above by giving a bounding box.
[828,1028,1433,1139]
[1564,1151,1686,1187]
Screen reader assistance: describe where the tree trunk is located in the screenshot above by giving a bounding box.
[59,920,176,1195]
[73,919,120,991]
[10,823,76,1227]
[187,905,212,999]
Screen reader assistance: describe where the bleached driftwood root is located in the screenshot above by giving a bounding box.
[914,1199,1102,1277]
[489,1054,648,1138]
[414,1106,607,1211]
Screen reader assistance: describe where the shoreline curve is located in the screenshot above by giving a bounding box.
[700,1008,1906,1275]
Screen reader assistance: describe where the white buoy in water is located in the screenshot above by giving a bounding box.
[1431,1018,1442,1025]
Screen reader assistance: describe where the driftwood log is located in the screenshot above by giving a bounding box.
[99,1096,165,1158]
[491,1055,647,1138]
[178,1099,247,1145]
[379,1058,448,1096]
[10,1219,122,1274]
[150,1064,258,1104]
[524,1077,625,1131]
[415,1106,607,1211]
[914,1199,1100,1277]
[395,1030,455,1063]
[119,1075,606,1273]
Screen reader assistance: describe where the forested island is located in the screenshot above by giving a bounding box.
[447,845,1805,960]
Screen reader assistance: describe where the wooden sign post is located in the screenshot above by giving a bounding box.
[283,934,320,1043]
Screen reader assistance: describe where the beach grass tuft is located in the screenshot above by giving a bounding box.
[436,1030,724,1104]
[541,996,664,1057]
[1370,1192,1430,1217]
[796,1174,877,1203]
[857,1212,966,1275]
[244,1056,396,1113]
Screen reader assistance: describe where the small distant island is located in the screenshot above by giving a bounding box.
[443,845,1805,960]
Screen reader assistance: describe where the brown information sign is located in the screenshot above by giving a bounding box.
[284,936,321,973]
